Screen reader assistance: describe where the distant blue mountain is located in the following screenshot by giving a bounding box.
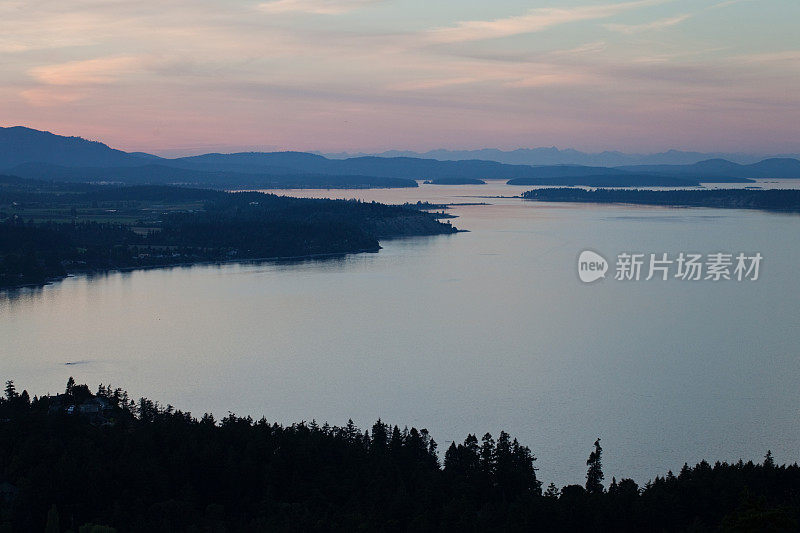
[322,148,800,167]
[171,151,328,174]
[620,158,800,179]
[2,126,799,188]
[143,153,638,181]
[0,126,154,168]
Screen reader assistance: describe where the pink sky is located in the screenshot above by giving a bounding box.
[1,0,799,156]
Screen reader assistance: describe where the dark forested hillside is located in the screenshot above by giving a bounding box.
[0,380,797,532]
[0,126,147,169]
[521,188,800,212]
[5,162,420,189]
[506,174,743,187]
[0,180,457,289]
[620,157,800,179]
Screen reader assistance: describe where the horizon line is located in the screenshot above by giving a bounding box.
[4,124,800,160]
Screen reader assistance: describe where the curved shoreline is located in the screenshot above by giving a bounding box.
[1,248,382,293]
[0,228,463,292]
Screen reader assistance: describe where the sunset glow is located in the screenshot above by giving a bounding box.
[1,0,798,155]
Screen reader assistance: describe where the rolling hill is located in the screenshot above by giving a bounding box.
[620,158,800,179]
[2,126,796,188]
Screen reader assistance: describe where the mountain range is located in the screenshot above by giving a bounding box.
[322,147,800,167]
[2,126,799,189]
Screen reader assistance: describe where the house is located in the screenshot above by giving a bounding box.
[78,396,110,415]
[48,394,115,426]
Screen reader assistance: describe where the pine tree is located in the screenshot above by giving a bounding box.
[344,419,358,443]
[480,433,495,475]
[444,442,460,472]
[765,450,775,468]
[463,434,480,471]
[371,419,388,455]
[544,483,560,499]
[4,380,17,400]
[585,437,604,494]
[390,425,403,455]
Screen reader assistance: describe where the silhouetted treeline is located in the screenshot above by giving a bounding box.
[1,379,798,532]
[0,183,456,288]
[0,221,138,286]
[522,188,800,212]
[0,176,221,201]
[424,178,486,185]
[507,174,743,187]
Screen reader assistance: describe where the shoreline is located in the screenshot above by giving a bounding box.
[0,248,380,293]
[0,228,464,293]
[520,188,800,213]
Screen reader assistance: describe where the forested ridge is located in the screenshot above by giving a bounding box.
[0,380,798,532]
[6,127,799,188]
[0,180,457,289]
[521,188,800,212]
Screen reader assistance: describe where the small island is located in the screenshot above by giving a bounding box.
[508,174,754,187]
[521,187,800,212]
[424,177,486,185]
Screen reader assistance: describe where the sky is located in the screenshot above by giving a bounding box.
[1,0,799,156]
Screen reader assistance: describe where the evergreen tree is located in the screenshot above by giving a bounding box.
[480,433,495,475]
[765,450,775,468]
[4,380,16,400]
[544,483,560,499]
[344,419,358,443]
[390,425,403,455]
[3,377,799,532]
[444,442,460,472]
[585,437,604,494]
[371,419,388,455]
[463,434,480,471]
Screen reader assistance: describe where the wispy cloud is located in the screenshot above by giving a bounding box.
[605,13,691,34]
[426,0,669,43]
[257,0,381,15]
[20,87,87,107]
[551,41,608,57]
[29,56,146,86]
[710,0,756,9]
[1,0,797,152]
[738,50,800,63]
[390,77,481,91]
[602,0,752,36]
[388,58,597,93]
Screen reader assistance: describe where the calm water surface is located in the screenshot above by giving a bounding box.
[2,180,800,487]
